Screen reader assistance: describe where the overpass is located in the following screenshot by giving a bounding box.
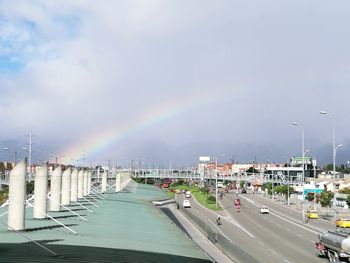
[130,167,304,186]
[0,166,304,187]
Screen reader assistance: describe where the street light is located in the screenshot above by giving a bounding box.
[320,111,340,178]
[335,144,344,178]
[312,156,317,209]
[292,122,306,223]
[3,147,27,164]
[213,157,218,209]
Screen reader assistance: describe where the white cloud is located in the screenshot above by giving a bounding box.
[0,0,350,165]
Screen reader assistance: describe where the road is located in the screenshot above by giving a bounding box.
[178,192,327,263]
[244,193,336,232]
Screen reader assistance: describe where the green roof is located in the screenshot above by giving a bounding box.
[0,184,210,263]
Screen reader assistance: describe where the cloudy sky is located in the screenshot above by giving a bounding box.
[0,0,349,168]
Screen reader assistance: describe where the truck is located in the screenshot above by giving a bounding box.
[316,230,350,262]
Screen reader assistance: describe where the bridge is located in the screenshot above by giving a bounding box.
[0,167,304,188]
[130,168,304,185]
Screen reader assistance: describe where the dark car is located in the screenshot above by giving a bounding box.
[241,189,247,194]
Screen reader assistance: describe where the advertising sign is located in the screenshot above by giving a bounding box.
[199,156,210,162]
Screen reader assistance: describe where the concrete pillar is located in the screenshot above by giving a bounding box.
[78,169,84,198]
[97,168,100,184]
[70,167,78,202]
[33,163,48,219]
[83,170,88,196]
[61,167,71,206]
[87,170,91,195]
[8,159,27,231]
[102,170,107,193]
[50,165,62,211]
[115,172,121,192]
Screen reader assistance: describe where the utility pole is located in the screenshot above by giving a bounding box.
[28,132,32,176]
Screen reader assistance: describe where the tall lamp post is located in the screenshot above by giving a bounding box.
[312,157,317,209]
[3,147,27,164]
[292,122,307,223]
[334,144,343,178]
[215,157,218,209]
[320,111,339,178]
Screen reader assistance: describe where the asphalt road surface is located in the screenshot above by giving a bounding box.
[178,192,328,263]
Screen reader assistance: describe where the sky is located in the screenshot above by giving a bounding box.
[0,0,349,168]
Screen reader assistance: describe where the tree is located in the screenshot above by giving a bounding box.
[346,195,350,208]
[240,180,245,188]
[326,164,334,172]
[207,195,216,204]
[200,186,209,194]
[319,190,334,207]
[339,188,350,194]
[274,185,294,200]
[246,167,259,174]
[262,182,272,195]
[307,192,315,202]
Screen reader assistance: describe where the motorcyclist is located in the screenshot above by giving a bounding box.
[216,215,221,225]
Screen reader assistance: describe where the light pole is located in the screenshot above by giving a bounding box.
[335,144,343,178]
[292,122,307,223]
[312,157,317,209]
[320,111,339,178]
[3,147,27,164]
[215,157,218,209]
[287,169,290,206]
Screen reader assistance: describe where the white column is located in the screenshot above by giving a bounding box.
[50,165,62,212]
[97,167,101,183]
[33,163,48,219]
[115,172,121,192]
[87,170,91,195]
[78,169,84,198]
[70,168,78,202]
[102,170,107,193]
[83,170,88,196]
[61,167,71,206]
[8,159,27,231]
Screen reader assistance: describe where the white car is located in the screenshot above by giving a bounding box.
[260,206,269,214]
[185,191,191,198]
[183,199,191,208]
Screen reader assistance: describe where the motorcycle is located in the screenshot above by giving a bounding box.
[236,204,240,212]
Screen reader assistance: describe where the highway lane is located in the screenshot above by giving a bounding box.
[177,191,327,263]
[176,195,325,263]
[220,192,324,263]
[245,193,336,232]
[177,193,303,263]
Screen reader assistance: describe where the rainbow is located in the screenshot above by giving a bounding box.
[60,87,235,164]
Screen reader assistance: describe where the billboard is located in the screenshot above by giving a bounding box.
[199,156,210,162]
[290,156,312,166]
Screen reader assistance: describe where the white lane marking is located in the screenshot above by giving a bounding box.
[239,195,319,235]
[193,196,256,239]
[259,240,264,246]
[225,215,255,238]
[284,259,291,263]
[270,249,277,254]
[276,223,282,228]
[208,219,236,245]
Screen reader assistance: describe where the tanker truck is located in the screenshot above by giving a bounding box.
[316,230,350,262]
